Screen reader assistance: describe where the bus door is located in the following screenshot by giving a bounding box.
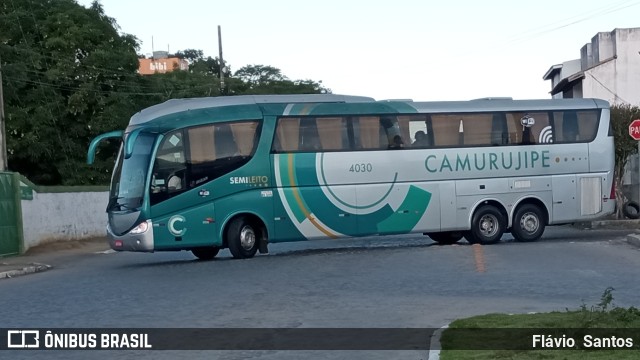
[551,175,578,223]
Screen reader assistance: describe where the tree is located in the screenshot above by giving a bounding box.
[141,70,222,100]
[175,49,231,80]
[610,103,640,218]
[232,64,329,95]
[190,56,231,79]
[174,49,203,63]
[234,65,287,87]
[0,0,142,185]
[0,2,330,186]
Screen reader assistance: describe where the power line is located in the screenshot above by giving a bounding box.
[4,75,217,96]
[505,0,640,46]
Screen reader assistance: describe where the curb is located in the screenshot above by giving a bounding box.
[428,324,448,360]
[573,219,640,230]
[627,234,640,248]
[0,263,52,280]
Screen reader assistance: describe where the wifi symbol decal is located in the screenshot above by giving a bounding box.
[539,126,554,143]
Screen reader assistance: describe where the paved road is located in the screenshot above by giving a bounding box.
[1,226,639,359]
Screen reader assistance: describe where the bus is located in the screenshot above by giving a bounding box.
[87,94,615,260]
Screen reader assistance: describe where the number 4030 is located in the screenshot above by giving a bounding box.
[349,163,373,172]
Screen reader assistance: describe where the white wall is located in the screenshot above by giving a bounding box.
[21,191,109,251]
[582,29,640,106]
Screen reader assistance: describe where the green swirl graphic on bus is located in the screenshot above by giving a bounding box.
[274,153,432,238]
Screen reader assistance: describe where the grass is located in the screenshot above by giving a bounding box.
[439,288,640,359]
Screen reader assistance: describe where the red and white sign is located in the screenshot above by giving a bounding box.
[629,119,640,140]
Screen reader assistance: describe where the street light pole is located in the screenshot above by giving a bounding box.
[218,25,225,94]
[0,54,7,171]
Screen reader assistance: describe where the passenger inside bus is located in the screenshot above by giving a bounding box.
[389,135,404,149]
[412,130,430,147]
[168,174,182,191]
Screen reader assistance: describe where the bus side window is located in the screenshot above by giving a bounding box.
[380,116,405,149]
[353,117,382,150]
[491,113,509,145]
[299,118,322,151]
[518,112,553,145]
[214,123,239,158]
[316,117,348,151]
[562,111,579,142]
[273,118,300,152]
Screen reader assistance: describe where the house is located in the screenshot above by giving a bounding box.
[138,51,189,75]
[543,27,640,105]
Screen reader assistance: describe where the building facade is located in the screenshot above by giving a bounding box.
[543,27,640,105]
[138,51,189,75]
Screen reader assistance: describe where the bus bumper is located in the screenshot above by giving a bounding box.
[107,220,155,252]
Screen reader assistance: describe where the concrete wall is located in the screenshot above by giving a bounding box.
[582,60,619,104]
[20,190,109,251]
[581,43,592,69]
[582,28,640,106]
[611,28,640,106]
[591,31,615,63]
[550,28,640,106]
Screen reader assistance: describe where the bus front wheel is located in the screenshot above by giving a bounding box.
[466,205,505,245]
[227,217,258,259]
[191,247,220,260]
[511,204,546,242]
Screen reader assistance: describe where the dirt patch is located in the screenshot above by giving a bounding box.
[25,237,110,255]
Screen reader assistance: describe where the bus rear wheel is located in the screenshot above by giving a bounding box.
[191,247,220,260]
[466,205,505,245]
[427,232,463,245]
[511,204,546,242]
[227,217,258,259]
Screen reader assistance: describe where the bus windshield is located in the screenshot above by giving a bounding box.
[108,132,156,212]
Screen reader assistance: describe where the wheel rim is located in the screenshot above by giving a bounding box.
[478,214,499,238]
[520,212,539,234]
[240,225,256,250]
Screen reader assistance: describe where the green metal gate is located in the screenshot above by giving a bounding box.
[0,172,22,256]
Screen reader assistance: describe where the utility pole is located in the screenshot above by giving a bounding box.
[218,25,225,94]
[0,54,7,171]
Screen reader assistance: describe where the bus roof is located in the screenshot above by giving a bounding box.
[129,95,610,127]
[129,94,375,125]
[409,98,609,113]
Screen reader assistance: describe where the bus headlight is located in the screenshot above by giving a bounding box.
[130,221,149,234]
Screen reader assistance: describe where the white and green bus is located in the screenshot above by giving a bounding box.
[87,95,615,260]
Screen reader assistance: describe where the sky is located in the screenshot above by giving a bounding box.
[77,0,640,101]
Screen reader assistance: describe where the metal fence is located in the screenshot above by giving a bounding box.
[0,172,23,256]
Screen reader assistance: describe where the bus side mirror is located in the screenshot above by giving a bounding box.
[87,130,124,164]
[124,128,144,160]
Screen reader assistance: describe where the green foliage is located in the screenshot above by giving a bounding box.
[1,1,329,185]
[176,48,231,81]
[174,48,204,63]
[441,288,640,359]
[576,287,640,327]
[1,0,141,185]
[234,64,287,86]
[233,64,329,94]
[610,104,640,218]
